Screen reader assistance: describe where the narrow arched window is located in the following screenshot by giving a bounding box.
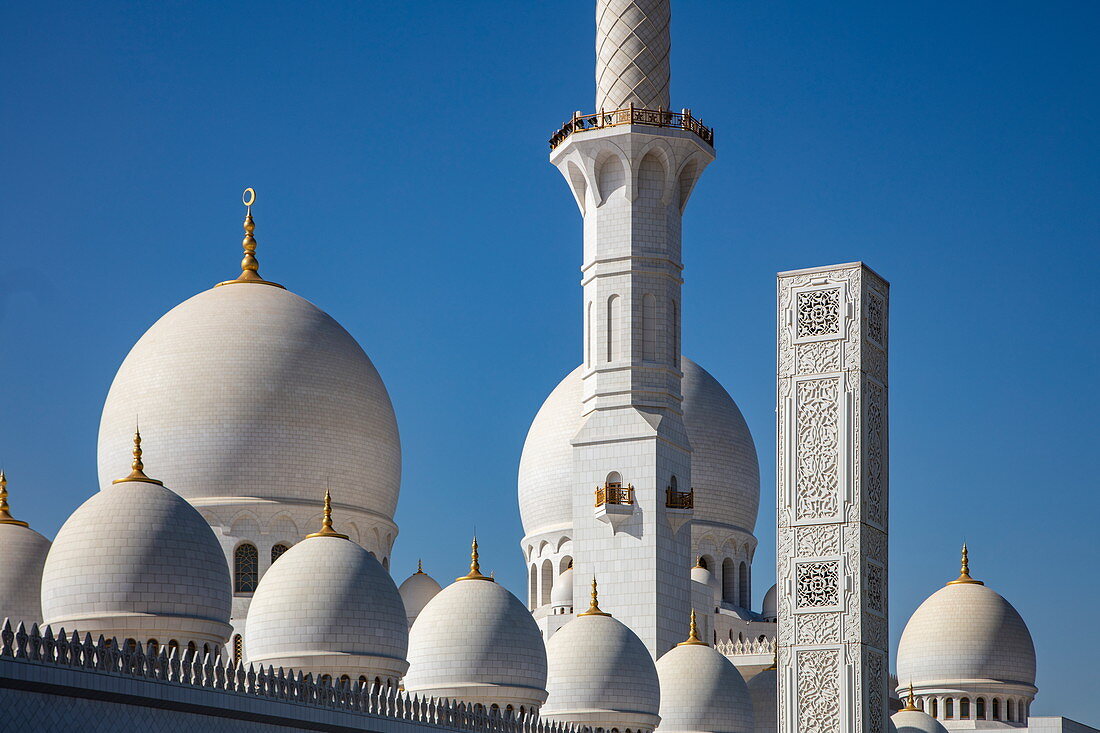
[168,640,179,656]
[232,634,243,664]
[739,561,750,608]
[270,543,289,564]
[976,698,986,720]
[721,558,735,604]
[124,638,137,653]
[234,543,259,592]
[931,699,938,718]
[1007,699,1014,721]
[529,564,538,609]
[340,674,351,686]
[945,698,954,719]
[642,293,657,361]
[960,697,970,719]
[607,294,620,362]
[540,559,554,606]
[358,675,368,687]
[670,299,679,367]
[992,698,1000,720]
[586,301,593,366]
[147,639,159,655]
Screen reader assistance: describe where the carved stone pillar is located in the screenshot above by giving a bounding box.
[776,263,889,733]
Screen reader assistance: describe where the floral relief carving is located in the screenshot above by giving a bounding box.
[796,560,840,608]
[796,524,841,556]
[797,649,842,733]
[863,611,889,650]
[795,611,841,644]
[867,292,885,346]
[866,650,886,733]
[796,341,843,375]
[797,288,842,338]
[865,562,884,614]
[796,378,840,521]
[865,380,885,527]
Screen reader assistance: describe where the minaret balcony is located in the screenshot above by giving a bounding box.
[549,104,714,150]
[595,483,635,507]
[594,483,635,534]
[665,487,694,509]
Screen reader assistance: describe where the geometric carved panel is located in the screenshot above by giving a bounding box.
[797,288,842,339]
[797,649,842,733]
[795,377,841,521]
[796,560,841,609]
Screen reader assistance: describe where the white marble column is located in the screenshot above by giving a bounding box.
[776,263,890,733]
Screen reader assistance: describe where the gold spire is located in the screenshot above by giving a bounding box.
[456,536,493,581]
[112,429,164,485]
[678,609,707,646]
[0,471,29,527]
[578,576,611,617]
[415,558,425,574]
[946,543,983,585]
[216,188,284,289]
[693,556,705,569]
[901,681,920,712]
[306,490,349,539]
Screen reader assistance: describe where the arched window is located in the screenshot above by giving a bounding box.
[560,555,573,574]
[232,634,243,664]
[529,564,538,609]
[234,543,259,592]
[697,556,708,570]
[642,293,657,361]
[540,559,554,606]
[168,640,179,656]
[721,558,735,604]
[670,475,678,491]
[670,299,679,367]
[606,471,622,487]
[960,697,970,719]
[147,639,159,655]
[931,699,938,718]
[186,641,197,656]
[739,561,750,607]
[607,294,620,362]
[339,674,351,686]
[976,698,986,720]
[1007,699,1015,721]
[586,301,593,366]
[270,543,289,564]
[124,638,137,653]
[992,698,1000,720]
[945,698,954,719]
[321,674,332,685]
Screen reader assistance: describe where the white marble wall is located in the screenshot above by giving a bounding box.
[776,263,890,733]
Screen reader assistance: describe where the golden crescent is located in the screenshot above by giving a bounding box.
[242,188,257,207]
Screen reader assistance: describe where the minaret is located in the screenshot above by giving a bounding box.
[550,0,715,657]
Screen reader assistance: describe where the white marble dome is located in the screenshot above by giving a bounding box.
[97,282,400,521]
[398,564,443,628]
[655,641,754,733]
[892,709,949,733]
[245,531,408,682]
[897,579,1036,690]
[691,564,720,604]
[761,583,778,620]
[518,358,758,537]
[542,610,660,732]
[405,571,548,710]
[551,567,574,608]
[0,486,51,626]
[747,667,777,733]
[41,471,232,649]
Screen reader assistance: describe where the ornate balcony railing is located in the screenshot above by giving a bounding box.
[595,483,635,507]
[550,105,715,150]
[665,487,694,509]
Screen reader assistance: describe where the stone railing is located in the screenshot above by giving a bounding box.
[549,105,715,150]
[715,636,776,657]
[0,619,577,733]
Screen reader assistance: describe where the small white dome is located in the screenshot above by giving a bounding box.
[542,609,660,731]
[655,641,754,733]
[42,466,232,649]
[245,528,408,682]
[98,283,401,522]
[691,564,720,603]
[747,667,777,733]
[518,359,759,538]
[398,564,443,627]
[761,583,778,620]
[551,567,574,607]
[897,575,1035,690]
[0,489,51,626]
[892,709,949,733]
[405,564,547,710]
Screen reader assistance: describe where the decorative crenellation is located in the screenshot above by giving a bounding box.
[714,636,776,657]
[777,263,890,733]
[0,618,577,733]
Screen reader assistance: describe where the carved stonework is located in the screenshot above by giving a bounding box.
[796,340,843,375]
[795,377,841,521]
[797,288,842,338]
[796,524,841,556]
[796,561,840,609]
[796,612,841,645]
[797,649,842,733]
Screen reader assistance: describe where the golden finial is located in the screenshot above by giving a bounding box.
[578,576,611,617]
[678,609,707,646]
[306,490,349,539]
[456,536,493,581]
[112,428,164,485]
[946,543,983,585]
[901,681,920,712]
[0,471,29,527]
[415,558,425,575]
[693,556,705,569]
[216,188,284,289]
[765,649,778,671]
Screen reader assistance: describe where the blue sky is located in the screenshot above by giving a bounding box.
[1,0,1097,720]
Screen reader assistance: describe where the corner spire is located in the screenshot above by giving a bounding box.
[0,471,29,527]
[112,428,164,485]
[677,609,707,646]
[578,576,611,617]
[306,490,349,539]
[215,188,284,289]
[902,681,920,712]
[456,536,493,581]
[946,543,983,585]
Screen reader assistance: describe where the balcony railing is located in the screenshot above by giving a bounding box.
[595,483,635,507]
[550,105,715,150]
[666,487,694,509]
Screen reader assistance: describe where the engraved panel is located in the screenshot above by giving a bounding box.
[796,612,841,645]
[795,378,840,521]
[867,292,884,346]
[865,562,884,614]
[796,341,842,375]
[866,649,886,733]
[796,525,841,556]
[865,380,885,527]
[797,288,842,338]
[797,649,842,733]
[796,560,840,609]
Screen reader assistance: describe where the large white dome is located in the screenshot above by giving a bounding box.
[542,610,660,731]
[0,475,51,626]
[655,640,754,733]
[405,567,548,710]
[41,467,232,648]
[398,563,443,628]
[97,282,400,521]
[897,575,1036,690]
[747,667,777,733]
[892,709,949,733]
[245,530,408,682]
[518,358,758,537]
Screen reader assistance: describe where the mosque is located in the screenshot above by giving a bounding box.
[0,2,1093,733]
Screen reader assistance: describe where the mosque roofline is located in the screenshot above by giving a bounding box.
[777,260,890,285]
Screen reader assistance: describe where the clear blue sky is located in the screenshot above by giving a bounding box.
[2,0,1097,721]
